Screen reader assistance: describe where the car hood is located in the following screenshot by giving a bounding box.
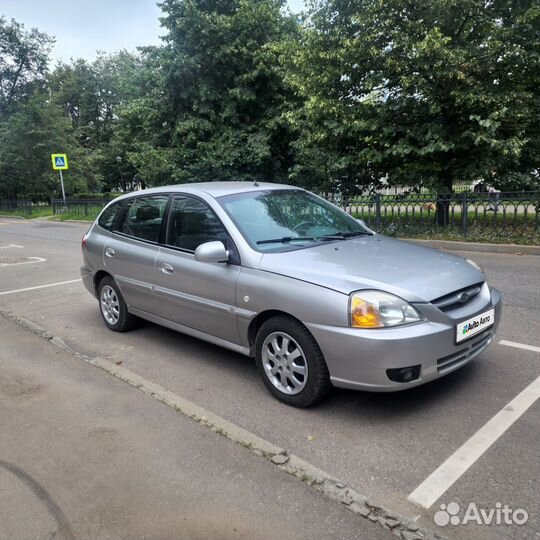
[258,235,484,302]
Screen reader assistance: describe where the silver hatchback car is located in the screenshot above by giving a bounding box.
[81,182,501,406]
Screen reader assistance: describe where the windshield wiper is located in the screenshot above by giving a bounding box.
[320,230,373,240]
[257,230,372,245]
[256,236,316,245]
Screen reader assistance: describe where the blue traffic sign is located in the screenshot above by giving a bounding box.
[51,153,69,170]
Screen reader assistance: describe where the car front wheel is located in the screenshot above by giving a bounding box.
[255,316,331,407]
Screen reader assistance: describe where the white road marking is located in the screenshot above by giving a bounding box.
[0,256,46,267]
[499,340,540,354]
[0,278,82,296]
[408,375,540,508]
[0,244,24,249]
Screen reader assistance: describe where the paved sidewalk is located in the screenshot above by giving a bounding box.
[0,316,384,540]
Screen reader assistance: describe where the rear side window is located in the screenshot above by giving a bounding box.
[165,196,227,252]
[98,201,121,231]
[118,195,169,243]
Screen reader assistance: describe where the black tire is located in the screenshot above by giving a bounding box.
[97,276,138,332]
[255,315,331,407]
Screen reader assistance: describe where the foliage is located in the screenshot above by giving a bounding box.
[0,91,91,199]
[286,0,540,193]
[492,171,540,192]
[0,1,539,205]
[117,0,299,185]
[0,17,54,117]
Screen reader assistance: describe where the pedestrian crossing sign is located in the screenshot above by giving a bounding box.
[51,153,69,170]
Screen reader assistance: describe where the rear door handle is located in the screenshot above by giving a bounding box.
[161,263,174,274]
[105,247,115,258]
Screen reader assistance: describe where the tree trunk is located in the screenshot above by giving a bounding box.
[436,170,453,227]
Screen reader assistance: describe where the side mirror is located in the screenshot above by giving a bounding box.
[194,241,229,264]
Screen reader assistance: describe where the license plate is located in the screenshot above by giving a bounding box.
[456,309,495,343]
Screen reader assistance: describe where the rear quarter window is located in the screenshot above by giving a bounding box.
[98,201,122,231]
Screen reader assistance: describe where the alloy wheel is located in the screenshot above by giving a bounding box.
[261,331,308,395]
[100,285,120,325]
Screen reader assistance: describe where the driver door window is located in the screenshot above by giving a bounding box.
[165,196,227,251]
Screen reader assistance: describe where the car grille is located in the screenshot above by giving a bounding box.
[437,331,493,374]
[432,282,484,312]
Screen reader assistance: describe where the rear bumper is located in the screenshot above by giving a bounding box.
[80,265,96,297]
[307,287,502,392]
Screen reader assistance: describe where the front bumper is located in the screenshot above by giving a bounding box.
[307,286,502,391]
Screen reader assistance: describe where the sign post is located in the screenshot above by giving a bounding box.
[51,153,69,204]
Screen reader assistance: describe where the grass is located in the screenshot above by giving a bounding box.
[0,205,99,221]
[52,208,101,221]
[0,207,54,218]
[375,220,538,245]
[352,209,540,245]
[352,207,538,222]
[390,228,540,246]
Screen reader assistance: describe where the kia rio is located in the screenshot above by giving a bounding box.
[81,182,501,407]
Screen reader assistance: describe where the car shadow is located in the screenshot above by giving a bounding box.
[318,361,484,420]
[134,316,484,420]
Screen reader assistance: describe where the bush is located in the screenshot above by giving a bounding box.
[70,192,111,200]
[493,172,540,192]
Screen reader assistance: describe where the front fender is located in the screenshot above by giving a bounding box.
[235,267,348,350]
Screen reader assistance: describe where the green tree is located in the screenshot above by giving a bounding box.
[287,0,540,207]
[0,17,54,117]
[0,19,81,199]
[120,0,299,185]
[49,59,100,144]
[0,91,90,199]
[49,51,145,192]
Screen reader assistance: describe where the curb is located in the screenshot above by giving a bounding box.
[0,308,442,540]
[49,219,93,224]
[0,216,92,224]
[403,238,540,256]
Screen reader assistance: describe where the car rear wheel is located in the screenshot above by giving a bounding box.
[255,316,331,407]
[98,276,137,332]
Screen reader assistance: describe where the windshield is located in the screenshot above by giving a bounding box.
[217,189,371,252]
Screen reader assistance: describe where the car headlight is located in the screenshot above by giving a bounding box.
[466,258,484,274]
[350,290,422,328]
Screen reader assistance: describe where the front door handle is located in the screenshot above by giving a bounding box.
[105,247,115,258]
[161,263,174,274]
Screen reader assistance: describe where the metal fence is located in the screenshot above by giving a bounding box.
[51,198,110,218]
[0,198,109,218]
[0,199,33,214]
[2,192,539,244]
[322,191,540,243]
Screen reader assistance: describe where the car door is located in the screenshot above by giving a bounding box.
[103,194,169,314]
[154,194,241,344]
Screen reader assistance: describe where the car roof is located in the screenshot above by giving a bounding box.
[113,182,301,200]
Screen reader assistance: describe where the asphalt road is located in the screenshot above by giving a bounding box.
[1,218,539,540]
[0,317,382,540]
